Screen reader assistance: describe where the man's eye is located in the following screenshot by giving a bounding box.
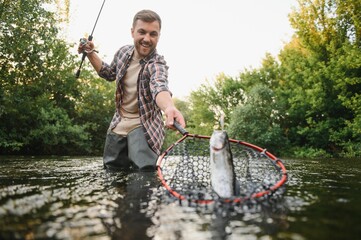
[138,30,146,35]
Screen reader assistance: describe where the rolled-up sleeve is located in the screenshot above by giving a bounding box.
[99,46,133,82]
[98,61,116,81]
[98,56,117,81]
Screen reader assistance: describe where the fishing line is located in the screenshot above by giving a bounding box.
[75,0,106,78]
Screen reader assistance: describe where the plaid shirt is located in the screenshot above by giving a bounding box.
[98,45,170,155]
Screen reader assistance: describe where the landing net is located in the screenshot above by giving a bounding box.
[157,134,288,204]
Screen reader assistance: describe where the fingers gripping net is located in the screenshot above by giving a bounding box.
[157,135,287,204]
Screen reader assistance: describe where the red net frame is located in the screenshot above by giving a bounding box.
[157,132,288,205]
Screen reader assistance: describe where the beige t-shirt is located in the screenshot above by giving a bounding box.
[112,56,142,136]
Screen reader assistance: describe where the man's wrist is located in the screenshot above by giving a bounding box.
[85,49,99,54]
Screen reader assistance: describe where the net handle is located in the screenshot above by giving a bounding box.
[174,120,188,135]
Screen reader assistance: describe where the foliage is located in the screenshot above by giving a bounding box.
[75,70,114,155]
[187,86,216,135]
[0,0,113,155]
[290,146,332,159]
[277,0,361,157]
[185,0,361,158]
[187,73,244,135]
[229,84,288,155]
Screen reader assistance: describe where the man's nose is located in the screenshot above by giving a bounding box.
[143,33,150,42]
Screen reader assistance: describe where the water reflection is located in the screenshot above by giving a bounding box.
[1,157,360,239]
[104,171,158,240]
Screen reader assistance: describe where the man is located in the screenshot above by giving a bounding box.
[78,9,185,170]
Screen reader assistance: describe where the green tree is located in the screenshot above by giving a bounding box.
[185,0,361,158]
[186,73,244,135]
[0,0,113,155]
[229,83,287,155]
[240,53,281,92]
[186,85,215,135]
[75,70,114,155]
[277,0,361,157]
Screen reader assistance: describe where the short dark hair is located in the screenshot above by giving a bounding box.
[133,10,162,29]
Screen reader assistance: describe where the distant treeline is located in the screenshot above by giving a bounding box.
[1,0,360,158]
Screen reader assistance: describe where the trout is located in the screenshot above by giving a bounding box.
[210,130,236,198]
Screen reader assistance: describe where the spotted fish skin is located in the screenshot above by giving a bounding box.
[210,130,235,198]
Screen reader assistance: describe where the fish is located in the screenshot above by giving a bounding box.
[209,130,237,198]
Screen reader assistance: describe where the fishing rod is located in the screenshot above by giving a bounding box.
[75,0,106,78]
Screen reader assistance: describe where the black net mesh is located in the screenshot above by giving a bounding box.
[159,135,286,203]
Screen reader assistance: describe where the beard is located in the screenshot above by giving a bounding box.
[135,40,156,58]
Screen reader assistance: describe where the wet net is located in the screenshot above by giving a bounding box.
[157,133,287,204]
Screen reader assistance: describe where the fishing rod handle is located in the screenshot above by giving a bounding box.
[81,35,94,60]
[75,35,94,78]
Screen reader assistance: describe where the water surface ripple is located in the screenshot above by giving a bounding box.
[0,156,360,239]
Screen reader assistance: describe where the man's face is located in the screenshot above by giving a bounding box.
[131,20,160,59]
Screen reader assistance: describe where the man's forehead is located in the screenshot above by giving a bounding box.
[134,19,160,30]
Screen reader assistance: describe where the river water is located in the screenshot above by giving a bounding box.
[0,156,360,239]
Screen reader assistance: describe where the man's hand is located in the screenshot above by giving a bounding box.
[164,105,186,130]
[77,38,95,54]
[155,91,186,130]
[76,38,102,73]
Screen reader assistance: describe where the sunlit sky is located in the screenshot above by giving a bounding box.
[66,0,298,98]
